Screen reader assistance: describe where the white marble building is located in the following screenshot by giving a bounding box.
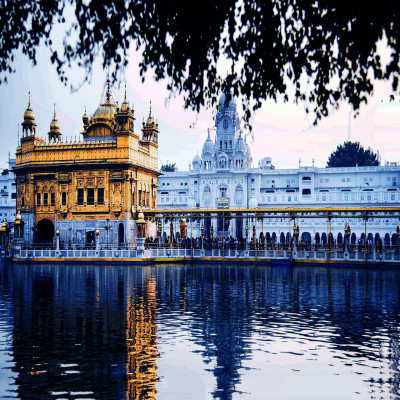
[0,154,16,222]
[157,94,400,244]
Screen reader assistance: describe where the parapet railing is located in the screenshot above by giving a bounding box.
[10,246,400,263]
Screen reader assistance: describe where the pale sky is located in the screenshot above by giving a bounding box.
[1,45,400,171]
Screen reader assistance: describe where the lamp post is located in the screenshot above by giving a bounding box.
[201,222,204,253]
[55,227,60,252]
[105,217,112,249]
[344,223,351,252]
[95,225,100,252]
[293,223,300,251]
[245,223,248,251]
[0,218,7,248]
[210,224,214,249]
[157,219,162,248]
[170,221,174,248]
[136,209,146,257]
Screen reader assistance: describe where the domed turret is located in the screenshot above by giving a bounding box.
[192,154,201,170]
[91,77,117,122]
[219,92,236,108]
[202,130,214,154]
[121,85,130,112]
[48,104,62,141]
[21,92,37,137]
[235,133,246,152]
[82,106,89,128]
[142,101,158,145]
[83,78,118,138]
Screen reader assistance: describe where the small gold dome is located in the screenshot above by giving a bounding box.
[23,92,35,122]
[89,78,117,123]
[82,106,89,124]
[121,85,130,112]
[137,209,145,224]
[50,107,60,132]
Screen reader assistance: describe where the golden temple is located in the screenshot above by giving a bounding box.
[14,81,160,246]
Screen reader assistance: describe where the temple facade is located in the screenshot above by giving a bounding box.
[15,81,160,246]
[157,93,400,242]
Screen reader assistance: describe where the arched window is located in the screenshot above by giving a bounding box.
[61,192,67,206]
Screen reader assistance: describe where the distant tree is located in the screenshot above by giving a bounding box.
[2,2,400,124]
[161,163,177,172]
[327,142,380,168]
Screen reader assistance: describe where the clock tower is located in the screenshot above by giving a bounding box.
[215,93,239,162]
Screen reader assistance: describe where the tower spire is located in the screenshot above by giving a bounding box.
[105,75,111,103]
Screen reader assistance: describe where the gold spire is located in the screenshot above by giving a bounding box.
[105,76,111,103]
[121,84,130,111]
[23,91,35,122]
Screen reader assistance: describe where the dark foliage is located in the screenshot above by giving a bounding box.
[160,163,177,172]
[327,141,380,167]
[1,1,400,125]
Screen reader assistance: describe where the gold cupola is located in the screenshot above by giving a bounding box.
[21,91,37,137]
[142,101,158,145]
[82,106,89,129]
[83,77,117,138]
[121,85,130,112]
[48,104,62,141]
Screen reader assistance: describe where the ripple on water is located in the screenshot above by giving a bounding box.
[1,263,400,399]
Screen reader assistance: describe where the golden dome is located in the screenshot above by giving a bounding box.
[24,92,35,122]
[91,103,117,121]
[121,85,130,112]
[50,105,60,132]
[89,78,117,123]
[137,209,145,224]
[82,106,89,125]
[143,101,157,128]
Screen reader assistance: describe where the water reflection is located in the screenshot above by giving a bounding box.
[0,263,400,399]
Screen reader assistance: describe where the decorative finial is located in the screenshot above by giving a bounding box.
[28,91,31,107]
[124,84,127,100]
[149,100,152,117]
[106,76,111,102]
[84,105,87,114]
[53,103,56,118]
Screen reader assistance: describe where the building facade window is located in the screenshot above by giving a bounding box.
[87,188,95,205]
[98,188,104,205]
[61,192,67,206]
[77,189,84,205]
[50,193,55,206]
[36,193,41,206]
[43,193,48,206]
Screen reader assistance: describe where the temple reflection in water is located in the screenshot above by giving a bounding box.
[126,277,158,399]
[2,263,400,399]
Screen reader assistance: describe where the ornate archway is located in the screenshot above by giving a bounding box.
[35,219,54,243]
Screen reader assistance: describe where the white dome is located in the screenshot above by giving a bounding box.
[202,134,214,154]
[193,154,201,165]
[235,134,246,152]
[219,92,236,108]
